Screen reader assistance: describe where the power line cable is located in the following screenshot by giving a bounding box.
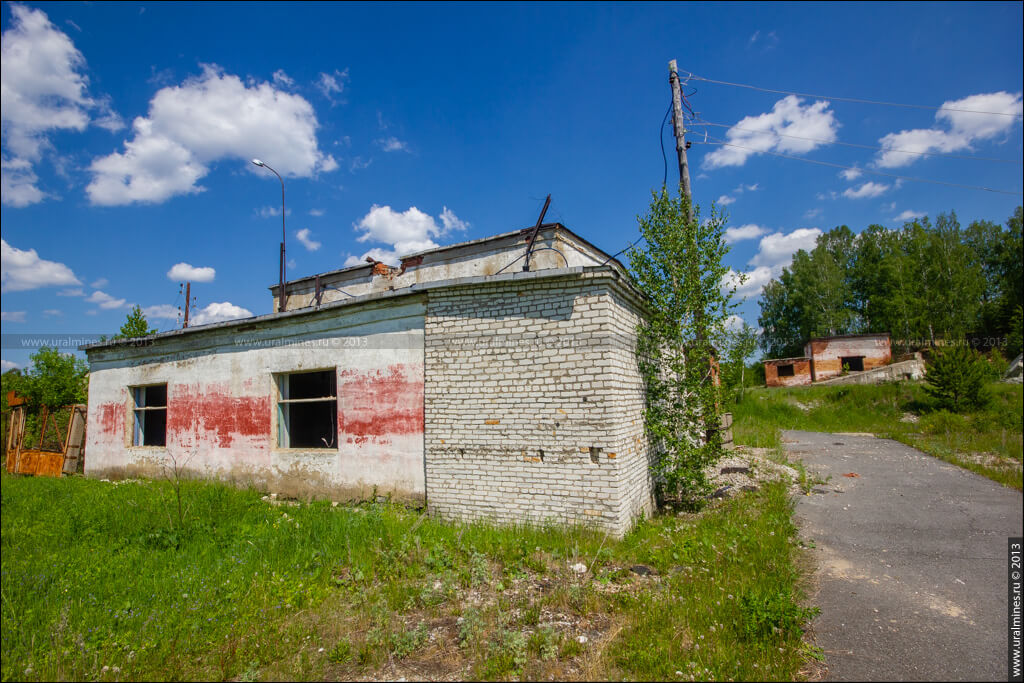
[694,136,1023,195]
[680,69,1024,118]
[660,100,672,187]
[689,120,1023,164]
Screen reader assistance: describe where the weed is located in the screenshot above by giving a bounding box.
[458,608,484,647]
[739,588,819,642]
[390,621,428,658]
[326,640,352,664]
[528,625,559,661]
[470,551,490,586]
[480,628,528,678]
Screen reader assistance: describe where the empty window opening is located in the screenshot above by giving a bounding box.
[777,364,795,377]
[133,384,167,447]
[277,370,337,449]
[590,446,601,463]
[538,449,545,462]
[840,356,865,372]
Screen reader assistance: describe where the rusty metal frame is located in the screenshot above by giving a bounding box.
[4,393,87,477]
[522,194,552,272]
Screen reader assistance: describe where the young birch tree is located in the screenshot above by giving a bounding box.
[628,189,738,508]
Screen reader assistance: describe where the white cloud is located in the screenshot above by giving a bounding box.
[1,157,46,206]
[893,209,925,222]
[724,314,745,332]
[87,65,335,205]
[90,277,108,288]
[749,228,822,269]
[190,302,253,326]
[57,288,84,296]
[316,68,349,104]
[1,5,122,206]
[271,69,294,88]
[257,205,291,218]
[723,226,823,299]
[376,136,409,152]
[309,208,324,217]
[703,95,838,169]
[1,239,81,292]
[347,205,468,265]
[295,228,321,251]
[87,290,128,309]
[842,181,889,199]
[804,208,823,220]
[722,265,776,299]
[143,304,180,320]
[440,206,469,233]
[349,156,372,172]
[166,262,215,282]
[319,155,338,172]
[717,194,736,206]
[42,309,62,316]
[1,311,27,322]
[724,223,767,244]
[840,167,862,181]
[1,359,20,372]
[876,91,1023,167]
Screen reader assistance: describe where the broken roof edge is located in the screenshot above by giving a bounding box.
[268,222,628,291]
[81,264,643,353]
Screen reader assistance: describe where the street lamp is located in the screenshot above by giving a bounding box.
[252,158,287,311]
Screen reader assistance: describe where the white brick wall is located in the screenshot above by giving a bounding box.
[423,270,654,536]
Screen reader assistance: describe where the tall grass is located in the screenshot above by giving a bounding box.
[1,473,815,681]
[731,381,1023,489]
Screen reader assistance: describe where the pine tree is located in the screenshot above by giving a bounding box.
[115,305,158,339]
[924,344,990,412]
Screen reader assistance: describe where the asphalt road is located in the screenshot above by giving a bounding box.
[785,430,1023,682]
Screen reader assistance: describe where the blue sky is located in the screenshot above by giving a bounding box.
[2,1,1022,370]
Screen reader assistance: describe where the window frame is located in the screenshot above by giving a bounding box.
[274,368,339,450]
[840,356,865,372]
[131,383,168,447]
[776,364,795,377]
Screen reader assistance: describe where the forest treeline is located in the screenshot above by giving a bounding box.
[758,207,1023,359]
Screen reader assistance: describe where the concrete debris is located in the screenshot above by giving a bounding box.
[706,449,801,498]
[569,562,588,574]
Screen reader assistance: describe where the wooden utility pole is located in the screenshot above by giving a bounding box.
[183,281,191,329]
[668,59,693,214]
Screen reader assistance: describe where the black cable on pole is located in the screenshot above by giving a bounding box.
[660,99,672,188]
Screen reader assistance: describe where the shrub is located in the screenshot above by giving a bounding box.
[924,344,990,412]
[984,348,1009,381]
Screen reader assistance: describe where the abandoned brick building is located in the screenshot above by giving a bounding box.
[81,225,654,536]
[763,332,892,387]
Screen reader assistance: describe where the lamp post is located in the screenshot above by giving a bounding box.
[252,159,287,311]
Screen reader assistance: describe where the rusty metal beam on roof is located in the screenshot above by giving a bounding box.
[522,194,551,272]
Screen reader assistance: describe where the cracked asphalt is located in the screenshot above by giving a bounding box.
[785,429,1023,681]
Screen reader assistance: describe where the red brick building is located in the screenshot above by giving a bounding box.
[764,333,892,387]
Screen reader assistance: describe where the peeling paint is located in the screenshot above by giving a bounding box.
[167,383,272,449]
[338,363,424,437]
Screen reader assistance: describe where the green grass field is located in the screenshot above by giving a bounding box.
[731,381,1023,490]
[1,473,817,682]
